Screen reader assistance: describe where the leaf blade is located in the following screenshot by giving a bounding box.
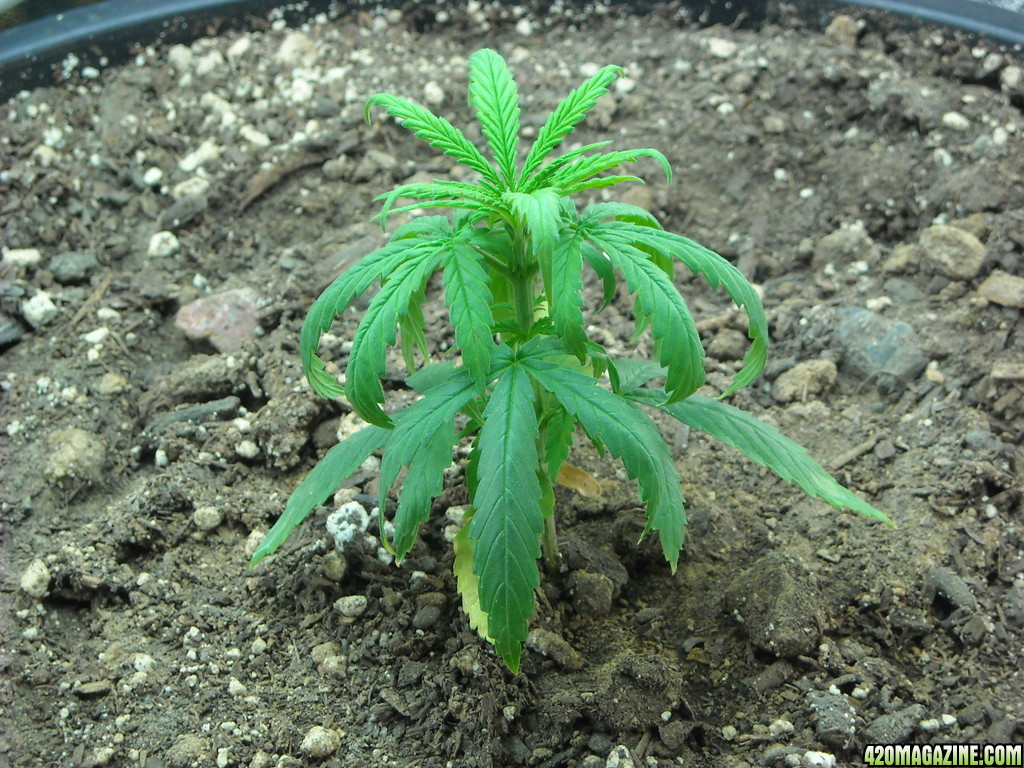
[631,391,893,526]
[468,48,521,187]
[469,364,544,672]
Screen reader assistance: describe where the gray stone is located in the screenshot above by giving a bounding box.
[806,691,857,747]
[926,567,978,613]
[725,553,827,657]
[863,704,926,744]
[49,251,100,284]
[0,312,25,347]
[834,307,928,394]
[919,225,986,280]
[525,628,583,669]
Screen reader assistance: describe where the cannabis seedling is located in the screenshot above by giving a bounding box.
[251,49,891,672]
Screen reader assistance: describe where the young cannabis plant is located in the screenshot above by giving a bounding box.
[251,48,892,672]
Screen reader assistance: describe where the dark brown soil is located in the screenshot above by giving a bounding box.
[2,3,1023,767]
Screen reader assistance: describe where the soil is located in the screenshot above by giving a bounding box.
[2,2,1023,767]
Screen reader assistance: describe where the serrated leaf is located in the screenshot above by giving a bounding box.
[249,425,391,567]
[442,242,496,393]
[366,93,499,187]
[347,249,442,426]
[538,148,672,194]
[374,181,501,229]
[612,358,667,393]
[548,232,588,360]
[523,363,686,570]
[630,391,894,527]
[468,48,521,187]
[505,189,562,264]
[586,230,705,403]
[581,241,616,310]
[542,405,576,485]
[301,236,440,399]
[469,364,543,673]
[378,371,480,559]
[596,221,769,396]
[583,201,662,228]
[454,511,491,641]
[520,65,623,184]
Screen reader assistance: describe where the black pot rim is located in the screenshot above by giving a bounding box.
[1,0,1022,102]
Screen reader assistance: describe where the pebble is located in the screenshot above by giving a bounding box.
[813,221,879,269]
[803,752,837,768]
[1001,64,1023,95]
[192,505,223,531]
[46,428,107,485]
[98,371,127,396]
[179,138,222,172]
[321,552,347,582]
[147,231,180,258]
[412,604,441,629]
[21,291,59,327]
[50,251,99,284]
[605,745,636,768]
[824,15,859,46]
[174,288,259,353]
[806,690,857,747]
[772,359,838,403]
[834,307,928,393]
[725,553,826,657]
[2,247,42,267]
[20,558,51,598]
[977,269,1024,307]
[919,224,986,280]
[227,677,247,697]
[0,312,25,347]
[706,37,737,58]
[863,703,925,743]
[235,439,260,459]
[166,734,208,767]
[525,628,584,669]
[423,81,445,106]
[300,726,340,758]
[334,594,367,618]
[941,111,971,131]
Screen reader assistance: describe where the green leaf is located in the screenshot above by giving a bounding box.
[374,181,502,229]
[523,363,686,570]
[541,405,577,485]
[366,93,499,187]
[538,148,672,194]
[442,242,496,393]
[583,201,662,228]
[548,231,588,360]
[454,510,491,642]
[504,188,562,264]
[585,229,705,403]
[398,284,429,372]
[581,241,616,310]
[520,64,623,184]
[600,221,769,396]
[468,48,521,187]
[347,248,442,426]
[612,358,667,393]
[469,363,543,673]
[249,425,391,567]
[406,360,457,393]
[630,391,894,527]
[301,235,440,399]
[379,371,480,559]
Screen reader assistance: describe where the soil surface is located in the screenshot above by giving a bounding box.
[2,2,1023,767]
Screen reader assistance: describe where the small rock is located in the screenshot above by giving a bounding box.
[81,746,116,767]
[20,558,51,598]
[570,570,615,616]
[46,428,107,485]
[941,111,971,131]
[166,734,208,767]
[321,552,347,582]
[525,628,583,669]
[228,677,247,697]
[772,359,838,403]
[813,221,879,269]
[148,231,180,258]
[50,251,100,284]
[2,247,43,267]
[301,726,340,758]
[803,752,837,768]
[174,288,259,353]
[97,372,128,395]
[725,553,826,657]
[825,15,859,46]
[605,745,636,768]
[977,270,1024,307]
[235,439,260,459]
[179,139,222,173]
[192,505,223,531]
[276,30,316,66]
[0,312,25,347]
[707,328,749,362]
[806,690,857,747]
[412,604,441,629]
[863,703,926,743]
[919,225,986,280]
[423,81,445,106]
[1000,64,1023,95]
[926,567,978,613]
[706,37,737,58]
[21,291,59,327]
[834,307,928,394]
[334,594,368,618]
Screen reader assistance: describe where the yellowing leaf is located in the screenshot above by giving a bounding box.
[556,462,603,499]
[454,514,490,641]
